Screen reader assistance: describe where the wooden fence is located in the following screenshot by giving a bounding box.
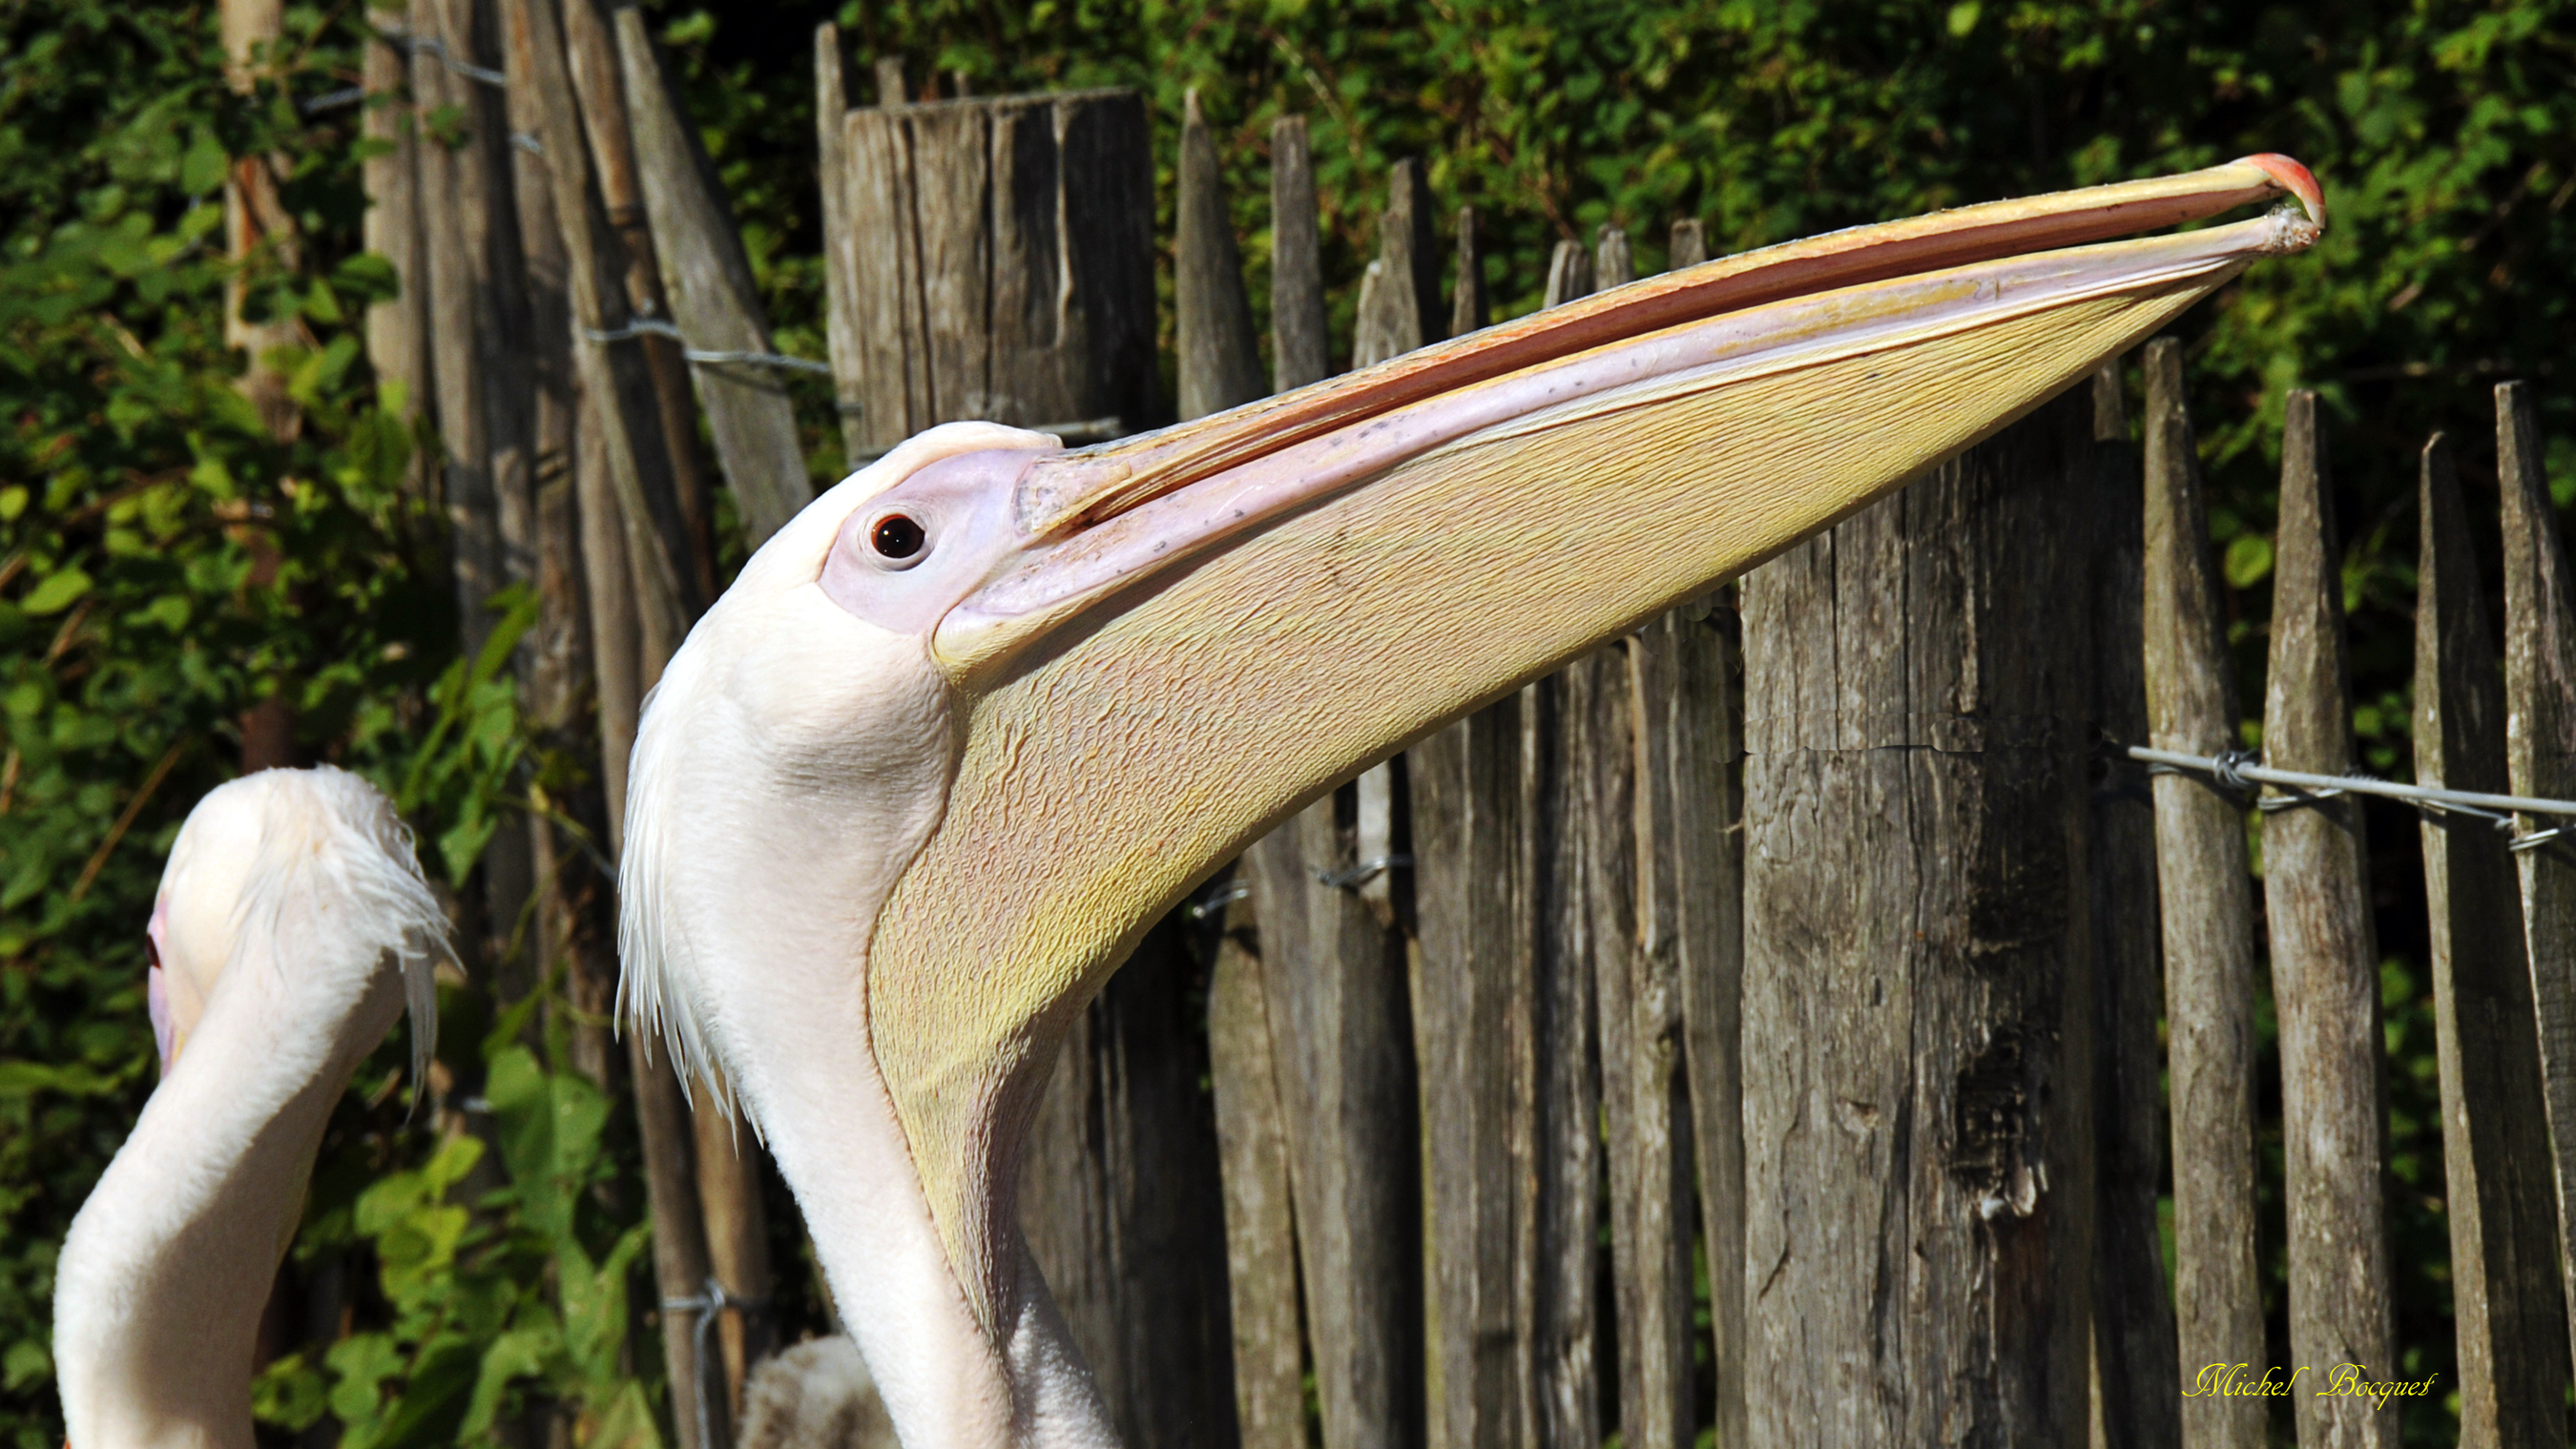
[359,5,2576,1443]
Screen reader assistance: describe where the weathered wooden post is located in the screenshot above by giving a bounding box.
[362,24,430,507]
[1240,150,1428,1449]
[1663,217,1751,1449]
[2082,360,2179,1449]
[837,85,1232,1448]
[2413,429,2569,1440]
[509,0,720,1439]
[614,11,812,549]
[2495,379,2576,1373]
[1199,112,1326,1449]
[2261,391,2396,1449]
[840,91,1161,448]
[2139,338,2264,1449]
[1739,389,2101,1443]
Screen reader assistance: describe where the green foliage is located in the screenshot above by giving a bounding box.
[0,3,658,1443]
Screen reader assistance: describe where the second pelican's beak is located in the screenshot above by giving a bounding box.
[871,155,2321,1315]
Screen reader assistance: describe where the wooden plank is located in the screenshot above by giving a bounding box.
[2083,359,2180,1449]
[560,0,715,602]
[1524,668,1600,1449]
[2139,337,2266,1449]
[2415,428,2571,1443]
[1269,117,1328,393]
[1413,686,1534,1449]
[1354,158,1441,367]
[1020,913,1240,1449]
[504,0,601,1060]
[1661,208,1748,1449]
[995,88,1239,1447]
[1244,801,1424,1449]
[1450,208,1486,337]
[1593,225,1632,289]
[1206,891,1309,1449]
[1660,215,1748,1449]
[1587,215,1694,1449]
[1544,239,1590,309]
[2261,389,2397,1449]
[841,104,929,447]
[1590,631,1695,1449]
[906,100,992,422]
[1740,391,2100,1444]
[1037,92,1163,433]
[1174,90,1265,421]
[1238,152,1423,1449]
[613,10,812,549]
[813,23,868,461]
[509,5,717,1439]
[362,26,430,506]
[1526,259,1602,1449]
[416,0,535,974]
[2494,378,2576,1379]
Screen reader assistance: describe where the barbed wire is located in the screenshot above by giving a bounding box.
[2127,744,2576,854]
[581,316,836,377]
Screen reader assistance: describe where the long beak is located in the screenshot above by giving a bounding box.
[873,156,2321,1321]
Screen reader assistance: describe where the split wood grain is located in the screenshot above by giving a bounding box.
[1175,91,1266,421]
[521,0,701,656]
[1238,150,1423,1449]
[2139,338,2266,1449]
[419,0,536,975]
[2084,360,2181,1449]
[1740,390,2101,1445]
[1207,890,1309,1449]
[1593,627,1697,1449]
[561,0,716,601]
[614,10,812,549]
[1528,259,1602,1449]
[511,3,718,1433]
[1353,159,1441,368]
[813,24,867,460]
[1412,689,1538,1449]
[2415,429,2571,1444]
[2494,379,2576,1377]
[1176,118,1309,1449]
[1269,117,1328,394]
[1020,912,1241,1449]
[998,96,1241,1443]
[2261,390,2397,1449]
[1450,208,1487,337]
[361,27,430,506]
[502,1,605,1063]
[840,92,1163,448]
[1583,215,1694,1449]
[1245,802,1425,1449]
[1656,220,1742,1449]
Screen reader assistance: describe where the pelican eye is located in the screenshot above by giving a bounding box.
[870,512,927,565]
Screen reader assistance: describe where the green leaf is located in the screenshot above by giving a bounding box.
[2224,534,2275,590]
[179,130,228,197]
[1945,2,1981,37]
[21,568,93,615]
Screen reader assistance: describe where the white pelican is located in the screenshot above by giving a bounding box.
[620,157,2323,1446]
[52,767,450,1448]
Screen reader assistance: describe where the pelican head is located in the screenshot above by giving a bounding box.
[621,156,2322,1444]
[55,766,450,1446]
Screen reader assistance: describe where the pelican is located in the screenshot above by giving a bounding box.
[52,767,449,1448]
[621,157,2324,1445]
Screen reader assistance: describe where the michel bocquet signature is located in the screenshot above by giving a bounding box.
[2184,1363,2440,1410]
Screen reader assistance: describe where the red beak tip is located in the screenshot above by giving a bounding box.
[2234,153,2326,229]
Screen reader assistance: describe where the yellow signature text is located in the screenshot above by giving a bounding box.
[2183,1363,2438,1411]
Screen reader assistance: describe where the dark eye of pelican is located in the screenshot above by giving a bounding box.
[871,513,926,561]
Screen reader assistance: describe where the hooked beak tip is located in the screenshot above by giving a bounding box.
[2234,153,2327,231]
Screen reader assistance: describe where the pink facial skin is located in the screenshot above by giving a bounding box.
[146,895,175,1076]
[817,446,1051,638]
